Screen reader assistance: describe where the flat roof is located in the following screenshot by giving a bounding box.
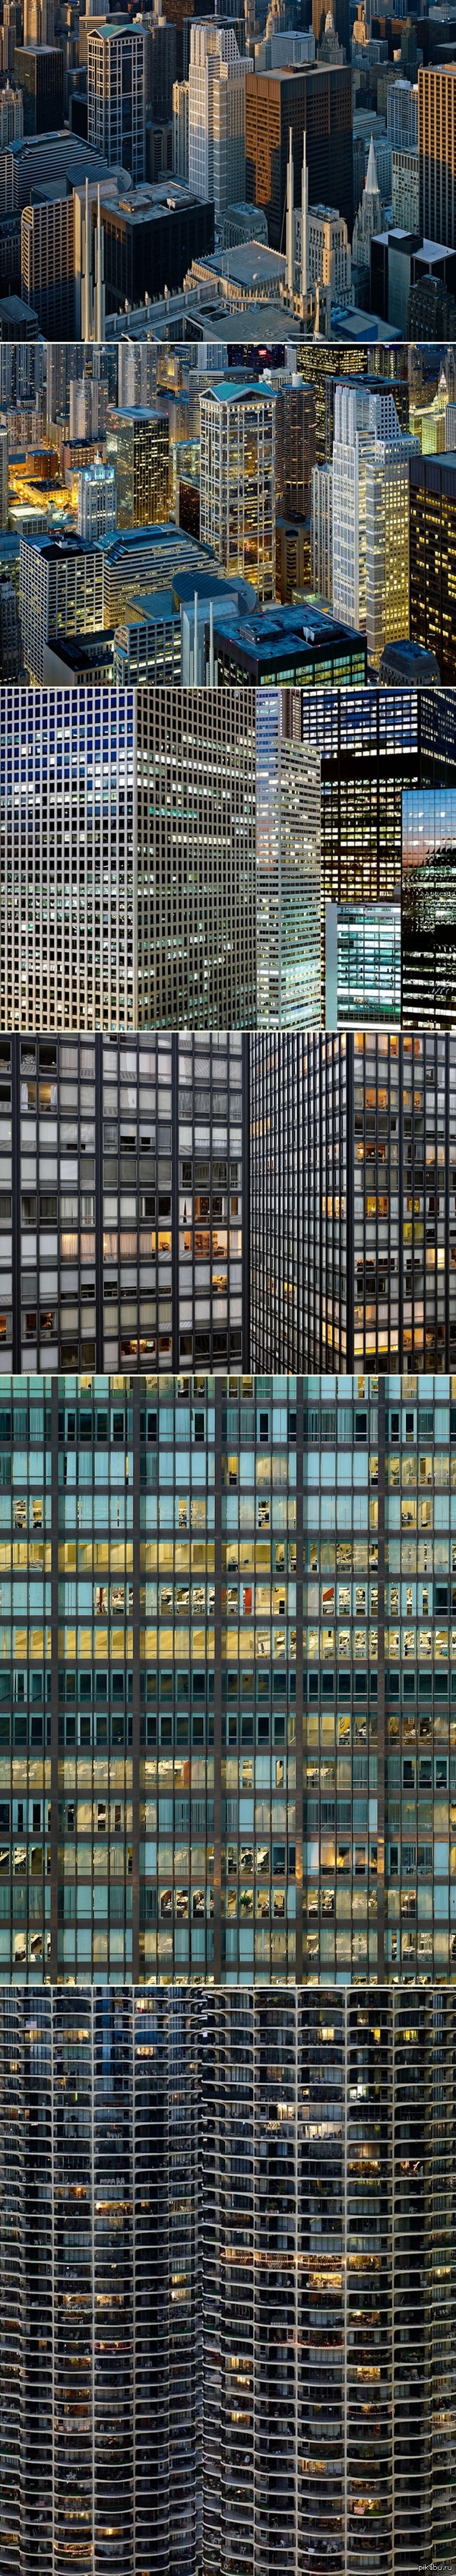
[211,599,366,655]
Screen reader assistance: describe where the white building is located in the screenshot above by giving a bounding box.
[311,462,332,601]
[77,456,117,541]
[200,380,277,604]
[173,77,188,181]
[294,201,352,301]
[188,21,252,220]
[19,532,104,684]
[69,376,109,442]
[87,22,147,182]
[332,382,417,668]
[255,688,321,1030]
[0,684,136,1032]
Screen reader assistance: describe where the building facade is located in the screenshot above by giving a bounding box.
[250,1032,456,1375]
[0,1033,246,1375]
[0,686,135,1032]
[135,684,257,1029]
[409,449,456,684]
[0,1374,455,1989]
[325,899,401,1027]
[402,785,456,1030]
[1,1982,455,2575]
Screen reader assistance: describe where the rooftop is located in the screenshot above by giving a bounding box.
[211,597,366,661]
[208,376,278,403]
[101,177,211,224]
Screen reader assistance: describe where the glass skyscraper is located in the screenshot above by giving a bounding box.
[402,785,456,1029]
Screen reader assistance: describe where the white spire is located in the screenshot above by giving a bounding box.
[366,132,379,195]
[301,128,308,300]
[286,125,293,300]
[94,184,105,344]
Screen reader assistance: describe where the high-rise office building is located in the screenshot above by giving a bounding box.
[0,1375,455,1988]
[245,64,353,250]
[250,1032,456,1375]
[188,20,252,219]
[402,786,456,1030]
[0,688,135,1036]
[21,194,78,339]
[0,1033,246,1373]
[419,62,456,250]
[106,406,170,531]
[274,373,315,522]
[199,380,277,604]
[77,454,117,542]
[0,571,21,677]
[68,373,109,443]
[0,413,8,526]
[0,683,258,1037]
[325,900,401,1027]
[332,383,416,668]
[2,1982,456,2571]
[297,685,456,937]
[255,688,321,1028]
[87,21,147,182]
[410,449,456,683]
[13,40,63,132]
[19,535,104,685]
[135,684,257,1029]
[310,457,332,597]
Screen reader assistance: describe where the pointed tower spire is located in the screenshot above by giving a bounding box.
[286,125,293,299]
[301,128,308,300]
[366,132,379,194]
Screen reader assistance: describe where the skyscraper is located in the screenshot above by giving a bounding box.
[255,688,321,1029]
[409,449,456,683]
[332,382,416,668]
[19,535,104,685]
[77,455,117,542]
[87,21,147,182]
[245,63,353,250]
[199,380,277,604]
[135,684,257,1029]
[106,407,170,531]
[0,688,136,1036]
[188,19,252,219]
[419,62,456,249]
[402,786,456,1029]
